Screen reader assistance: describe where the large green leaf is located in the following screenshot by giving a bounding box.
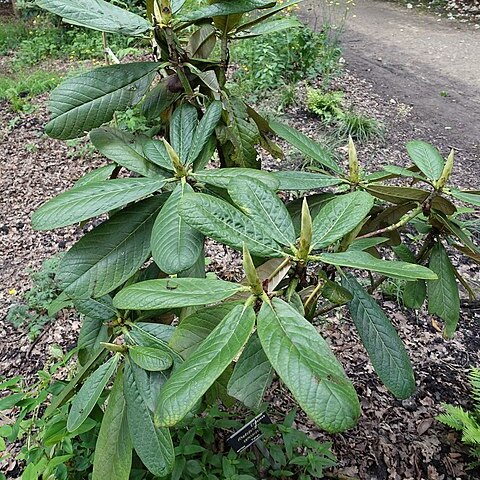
[427,242,460,338]
[187,101,222,165]
[129,346,173,372]
[450,189,480,207]
[56,195,165,298]
[67,354,119,432]
[151,183,204,275]
[124,361,174,477]
[406,140,444,181]
[113,278,246,310]
[169,302,241,359]
[257,298,359,432]
[90,128,165,178]
[178,192,284,257]
[403,280,426,309]
[36,0,150,35]
[269,120,341,174]
[170,103,198,164]
[223,96,260,168]
[192,168,278,190]
[271,171,342,191]
[92,370,132,480]
[320,251,437,280]
[45,63,159,139]
[311,192,374,250]
[227,333,273,409]
[228,176,295,247]
[72,164,116,189]
[142,79,179,121]
[236,0,303,31]
[180,0,275,21]
[155,304,255,427]
[77,314,110,366]
[32,178,165,230]
[236,17,300,37]
[342,274,416,399]
[143,138,175,172]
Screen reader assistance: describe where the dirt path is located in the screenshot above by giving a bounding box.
[301,0,480,162]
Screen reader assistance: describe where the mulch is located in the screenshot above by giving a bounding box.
[1,58,480,479]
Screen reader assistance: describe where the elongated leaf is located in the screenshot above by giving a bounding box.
[269,120,341,174]
[223,95,260,168]
[129,323,176,346]
[311,192,374,250]
[406,140,444,181]
[450,189,480,207]
[67,354,119,432]
[178,192,283,257]
[170,103,198,164]
[180,0,275,21]
[46,63,159,139]
[93,370,132,480]
[143,138,174,172]
[73,295,117,321]
[72,164,116,189]
[90,128,164,178]
[427,242,460,338]
[129,346,173,372]
[236,17,300,37]
[227,333,273,409]
[192,168,278,190]
[56,195,165,298]
[113,278,246,310]
[365,185,456,215]
[347,237,388,251]
[169,302,242,359]
[403,280,426,309]
[77,316,110,365]
[188,24,217,58]
[124,361,174,477]
[271,171,342,191]
[229,176,295,246]
[142,80,179,121]
[151,183,203,275]
[257,298,359,432]
[382,165,427,182]
[36,0,150,35]
[156,304,255,427]
[187,101,222,165]
[32,178,165,230]
[342,274,416,399]
[236,0,302,31]
[320,251,437,280]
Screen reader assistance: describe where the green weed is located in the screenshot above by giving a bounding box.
[6,255,64,340]
[306,88,344,123]
[0,18,30,54]
[0,69,63,112]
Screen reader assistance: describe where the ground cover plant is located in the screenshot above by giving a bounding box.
[2,0,480,478]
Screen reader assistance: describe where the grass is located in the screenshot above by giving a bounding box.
[0,68,64,112]
[337,110,384,143]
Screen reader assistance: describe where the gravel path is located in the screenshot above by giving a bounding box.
[300,0,480,178]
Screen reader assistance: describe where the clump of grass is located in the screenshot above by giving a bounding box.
[337,110,384,143]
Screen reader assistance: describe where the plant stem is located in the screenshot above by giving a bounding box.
[219,31,229,88]
[357,205,423,240]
